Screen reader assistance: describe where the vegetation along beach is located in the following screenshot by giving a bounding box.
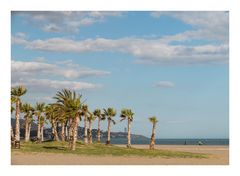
[11,86,229,165]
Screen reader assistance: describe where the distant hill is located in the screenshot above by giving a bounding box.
[11,118,38,130]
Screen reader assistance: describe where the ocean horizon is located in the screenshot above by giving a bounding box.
[107,138,229,146]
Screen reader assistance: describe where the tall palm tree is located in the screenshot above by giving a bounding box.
[66,91,81,150]
[87,113,96,144]
[93,109,105,143]
[120,108,134,148]
[53,89,73,142]
[82,104,89,144]
[11,86,27,148]
[45,105,59,141]
[149,116,158,150]
[21,103,34,142]
[103,108,116,145]
[54,89,82,150]
[34,102,45,142]
[11,105,15,144]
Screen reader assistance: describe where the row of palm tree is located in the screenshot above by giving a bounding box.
[11,86,158,150]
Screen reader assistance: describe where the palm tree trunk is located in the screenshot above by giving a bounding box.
[65,121,68,141]
[127,119,131,148]
[11,125,15,147]
[71,116,79,151]
[41,125,44,142]
[15,99,20,148]
[51,121,55,140]
[149,123,156,150]
[52,121,59,141]
[37,116,41,141]
[68,117,74,149]
[55,124,59,141]
[106,119,111,145]
[25,116,29,142]
[97,117,101,143]
[68,118,72,141]
[61,122,65,142]
[27,123,31,141]
[88,120,92,144]
[84,115,88,144]
[56,122,59,135]
[70,119,75,150]
[11,125,14,140]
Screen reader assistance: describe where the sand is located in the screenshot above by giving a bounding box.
[11,145,229,165]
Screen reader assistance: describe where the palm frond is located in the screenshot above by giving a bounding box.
[149,116,158,124]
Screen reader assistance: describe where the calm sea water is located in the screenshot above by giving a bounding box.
[106,138,229,145]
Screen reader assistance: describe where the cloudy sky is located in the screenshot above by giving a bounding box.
[11,11,229,138]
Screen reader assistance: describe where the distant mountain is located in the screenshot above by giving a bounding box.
[11,118,38,130]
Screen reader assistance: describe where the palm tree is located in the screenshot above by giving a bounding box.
[149,116,158,150]
[53,89,73,142]
[11,104,15,145]
[45,105,59,141]
[103,108,116,145]
[34,102,45,142]
[54,89,82,150]
[87,113,96,144]
[93,109,105,143]
[11,86,27,148]
[120,108,134,148]
[82,104,89,144]
[66,91,81,150]
[21,103,34,142]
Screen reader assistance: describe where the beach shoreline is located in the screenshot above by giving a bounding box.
[11,144,229,165]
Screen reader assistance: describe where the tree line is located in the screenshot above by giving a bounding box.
[11,86,158,150]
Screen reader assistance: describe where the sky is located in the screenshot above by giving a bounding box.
[11,11,229,139]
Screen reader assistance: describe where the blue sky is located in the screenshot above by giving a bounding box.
[11,11,229,138]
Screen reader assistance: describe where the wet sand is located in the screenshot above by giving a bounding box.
[11,145,229,165]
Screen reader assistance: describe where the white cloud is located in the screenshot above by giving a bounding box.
[15,32,27,39]
[12,78,101,91]
[42,23,61,32]
[12,12,228,65]
[151,11,229,42]
[12,36,228,64]
[13,11,123,33]
[154,81,175,88]
[11,59,109,93]
[11,60,110,80]
[12,60,55,73]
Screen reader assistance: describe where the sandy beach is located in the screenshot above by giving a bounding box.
[11,145,229,165]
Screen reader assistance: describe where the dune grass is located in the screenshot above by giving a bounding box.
[11,141,209,158]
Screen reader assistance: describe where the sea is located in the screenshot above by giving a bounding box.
[107,138,229,145]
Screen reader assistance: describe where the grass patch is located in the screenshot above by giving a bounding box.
[12,141,209,159]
